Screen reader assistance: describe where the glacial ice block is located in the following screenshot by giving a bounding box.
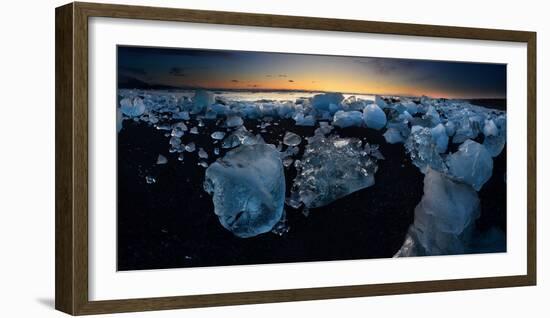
[394,168,480,257]
[483,119,499,137]
[383,127,405,144]
[446,139,493,191]
[405,126,448,174]
[225,115,244,128]
[120,97,146,117]
[430,123,448,153]
[192,90,214,114]
[375,95,388,109]
[311,93,344,112]
[203,144,285,238]
[363,104,387,130]
[332,110,363,128]
[290,135,379,209]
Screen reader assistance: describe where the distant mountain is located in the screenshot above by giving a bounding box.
[118,75,179,90]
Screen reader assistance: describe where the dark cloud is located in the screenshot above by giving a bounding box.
[278,74,287,77]
[169,67,187,77]
[265,74,272,77]
[248,84,260,88]
[355,58,417,75]
[231,79,239,83]
[119,66,147,76]
[288,80,295,83]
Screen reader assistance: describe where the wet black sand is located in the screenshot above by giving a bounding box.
[117,111,506,271]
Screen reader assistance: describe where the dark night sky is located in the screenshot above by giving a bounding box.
[118,46,506,99]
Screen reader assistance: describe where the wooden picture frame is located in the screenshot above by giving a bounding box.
[55,2,536,315]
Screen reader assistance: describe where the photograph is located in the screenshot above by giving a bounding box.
[116,45,507,271]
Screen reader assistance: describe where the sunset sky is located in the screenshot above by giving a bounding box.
[118,46,506,99]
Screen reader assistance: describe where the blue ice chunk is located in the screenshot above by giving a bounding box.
[446,139,493,191]
[311,93,344,112]
[363,104,387,130]
[204,144,285,238]
[332,110,363,128]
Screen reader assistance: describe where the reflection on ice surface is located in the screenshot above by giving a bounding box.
[117,88,506,255]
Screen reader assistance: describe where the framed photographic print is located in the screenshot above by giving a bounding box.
[55,2,537,315]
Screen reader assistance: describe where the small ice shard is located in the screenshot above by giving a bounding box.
[204,144,285,238]
[280,146,299,159]
[145,176,156,184]
[171,122,187,138]
[292,112,316,126]
[383,127,405,144]
[221,134,241,149]
[116,108,123,133]
[483,119,499,137]
[430,123,449,153]
[225,115,244,128]
[156,154,168,165]
[375,95,388,109]
[364,143,385,160]
[173,111,190,120]
[394,168,480,257]
[198,119,205,127]
[185,142,196,152]
[214,147,220,155]
[192,90,214,113]
[315,122,334,136]
[211,131,226,140]
[283,132,302,146]
[405,126,448,174]
[198,147,209,159]
[363,104,387,130]
[177,153,184,161]
[311,93,344,112]
[198,161,209,168]
[271,210,290,236]
[446,139,493,191]
[190,127,199,134]
[332,110,364,128]
[120,97,146,117]
[290,135,379,209]
[169,136,182,147]
[283,157,294,167]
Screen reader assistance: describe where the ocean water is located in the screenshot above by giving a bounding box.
[144,89,375,103]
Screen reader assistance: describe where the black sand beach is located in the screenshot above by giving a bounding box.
[117,102,507,271]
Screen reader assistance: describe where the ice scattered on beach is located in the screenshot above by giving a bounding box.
[211,131,226,140]
[394,168,480,256]
[282,132,302,146]
[204,144,285,238]
[120,97,146,117]
[446,140,493,191]
[118,89,507,246]
[290,134,380,209]
[363,104,387,130]
[185,142,196,152]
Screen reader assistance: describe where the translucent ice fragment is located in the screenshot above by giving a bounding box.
[156,154,168,165]
[204,144,285,238]
[332,110,363,128]
[283,132,302,146]
[363,104,387,130]
[446,139,493,191]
